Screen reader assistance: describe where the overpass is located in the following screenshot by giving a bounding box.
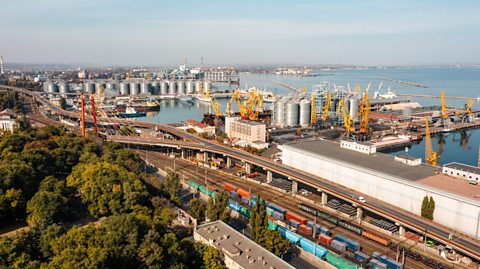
[2,84,480,261]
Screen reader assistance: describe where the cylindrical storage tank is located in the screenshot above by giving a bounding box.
[186,81,194,94]
[275,100,285,126]
[348,98,359,120]
[95,83,105,95]
[177,80,185,95]
[119,82,130,95]
[285,101,300,127]
[160,81,168,95]
[105,81,117,91]
[140,82,150,94]
[42,82,50,92]
[84,82,95,94]
[151,82,160,95]
[299,99,311,126]
[203,80,211,92]
[195,81,202,92]
[168,81,176,95]
[129,81,140,95]
[58,82,70,95]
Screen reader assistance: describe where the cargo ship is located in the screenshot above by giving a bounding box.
[118,106,146,118]
[116,100,160,112]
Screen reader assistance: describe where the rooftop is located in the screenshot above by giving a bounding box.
[444,162,480,175]
[284,139,435,181]
[195,221,295,269]
[417,175,480,201]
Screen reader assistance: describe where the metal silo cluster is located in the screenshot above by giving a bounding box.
[273,96,312,127]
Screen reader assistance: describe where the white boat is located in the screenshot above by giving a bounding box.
[195,94,212,102]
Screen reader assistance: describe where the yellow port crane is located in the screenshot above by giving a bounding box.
[337,98,352,138]
[441,89,448,120]
[247,89,263,120]
[425,117,438,167]
[226,89,242,115]
[210,95,221,126]
[359,90,370,133]
[310,93,317,125]
[462,98,475,123]
[322,91,331,122]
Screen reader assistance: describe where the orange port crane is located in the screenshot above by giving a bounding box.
[425,117,438,167]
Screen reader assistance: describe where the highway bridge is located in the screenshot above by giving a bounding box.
[2,84,480,261]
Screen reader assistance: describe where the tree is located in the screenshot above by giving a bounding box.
[421,195,429,219]
[207,190,230,222]
[163,172,182,205]
[59,97,67,110]
[203,246,225,269]
[427,196,435,220]
[189,198,206,221]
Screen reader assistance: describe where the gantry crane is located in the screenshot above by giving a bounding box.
[359,90,370,133]
[462,98,475,123]
[247,89,263,120]
[210,95,221,126]
[440,89,449,128]
[310,93,317,125]
[425,116,438,167]
[226,89,242,115]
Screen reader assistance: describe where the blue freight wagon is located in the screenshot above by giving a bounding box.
[369,259,388,269]
[334,235,360,251]
[228,200,241,211]
[289,219,300,229]
[267,202,287,215]
[354,251,370,263]
[299,238,316,255]
[381,255,403,269]
[319,226,331,236]
[284,229,302,244]
[278,226,287,237]
[330,239,347,252]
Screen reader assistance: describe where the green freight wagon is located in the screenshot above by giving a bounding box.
[326,252,358,269]
[209,190,217,200]
[267,220,278,231]
[198,185,208,194]
[239,207,251,218]
[266,207,274,216]
[188,180,200,190]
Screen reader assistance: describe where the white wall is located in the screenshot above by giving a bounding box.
[282,146,480,238]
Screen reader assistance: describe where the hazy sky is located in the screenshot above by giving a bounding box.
[1,0,479,66]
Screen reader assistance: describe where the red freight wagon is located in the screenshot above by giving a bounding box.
[362,229,391,247]
[237,188,251,199]
[285,212,307,224]
[223,183,238,192]
[405,231,422,242]
[298,225,312,236]
[318,234,333,245]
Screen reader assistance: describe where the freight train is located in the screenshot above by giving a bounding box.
[187,179,448,269]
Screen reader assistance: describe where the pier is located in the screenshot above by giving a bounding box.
[378,77,428,88]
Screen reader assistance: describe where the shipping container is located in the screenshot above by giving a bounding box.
[285,212,307,224]
[223,183,238,192]
[267,203,287,215]
[289,219,300,229]
[362,229,391,246]
[298,225,312,236]
[237,188,251,199]
[326,252,358,269]
[266,207,274,216]
[330,240,347,253]
[318,234,333,245]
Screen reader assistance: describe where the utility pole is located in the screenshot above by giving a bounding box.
[80,94,85,137]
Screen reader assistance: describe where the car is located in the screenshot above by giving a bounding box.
[358,196,366,203]
[469,180,478,185]
[426,240,435,247]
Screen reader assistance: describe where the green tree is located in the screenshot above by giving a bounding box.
[427,196,435,220]
[203,246,225,269]
[421,195,429,219]
[163,172,182,204]
[207,190,230,222]
[264,230,290,257]
[189,198,206,221]
[59,97,67,110]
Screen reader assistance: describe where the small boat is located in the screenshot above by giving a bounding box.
[177,94,193,102]
[118,106,146,118]
[116,100,160,112]
[442,128,452,133]
[195,94,212,102]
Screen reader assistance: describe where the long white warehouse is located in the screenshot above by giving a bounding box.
[281,139,480,238]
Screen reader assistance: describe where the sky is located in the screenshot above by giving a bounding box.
[1,0,479,66]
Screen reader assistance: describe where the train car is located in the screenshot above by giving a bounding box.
[316,210,339,225]
[325,252,358,269]
[331,240,347,252]
[272,211,284,221]
[267,202,287,215]
[188,180,200,190]
[289,219,300,229]
[228,200,241,211]
[368,259,388,269]
[286,211,307,224]
[372,252,403,269]
[338,220,363,235]
[223,182,238,192]
[334,235,360,252]
[318,234,333,245]
[267,219,278,231]
[237,188,251,199]
[362,229,391,247]
[266,207,274,216]
[239,207,250,218]
[284,229,302,244]
[298,224,312,236]
[354,251,370,268]
[299,238,329,259]
[298,202,317,216]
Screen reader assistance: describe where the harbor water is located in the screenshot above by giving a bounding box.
[138,67,480,166]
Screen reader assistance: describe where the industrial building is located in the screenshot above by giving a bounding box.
[225,116,268,149]
[442,162,480,183]
[0,109,17,133]
[181,120,216,135]
[194,221,295,269]
[280,139,480,238]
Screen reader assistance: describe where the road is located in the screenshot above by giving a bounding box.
[2,85,479,261]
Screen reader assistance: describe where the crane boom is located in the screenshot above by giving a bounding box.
[360,90,370,133]
[310,93,317,125]
[322,91,331,122]
[441,89,448,119]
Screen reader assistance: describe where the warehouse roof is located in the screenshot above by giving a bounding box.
[195,221,295,269]
[284,139,436,181]
[444,162,480,175]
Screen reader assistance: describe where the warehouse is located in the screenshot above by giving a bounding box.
[281,139,480,238]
